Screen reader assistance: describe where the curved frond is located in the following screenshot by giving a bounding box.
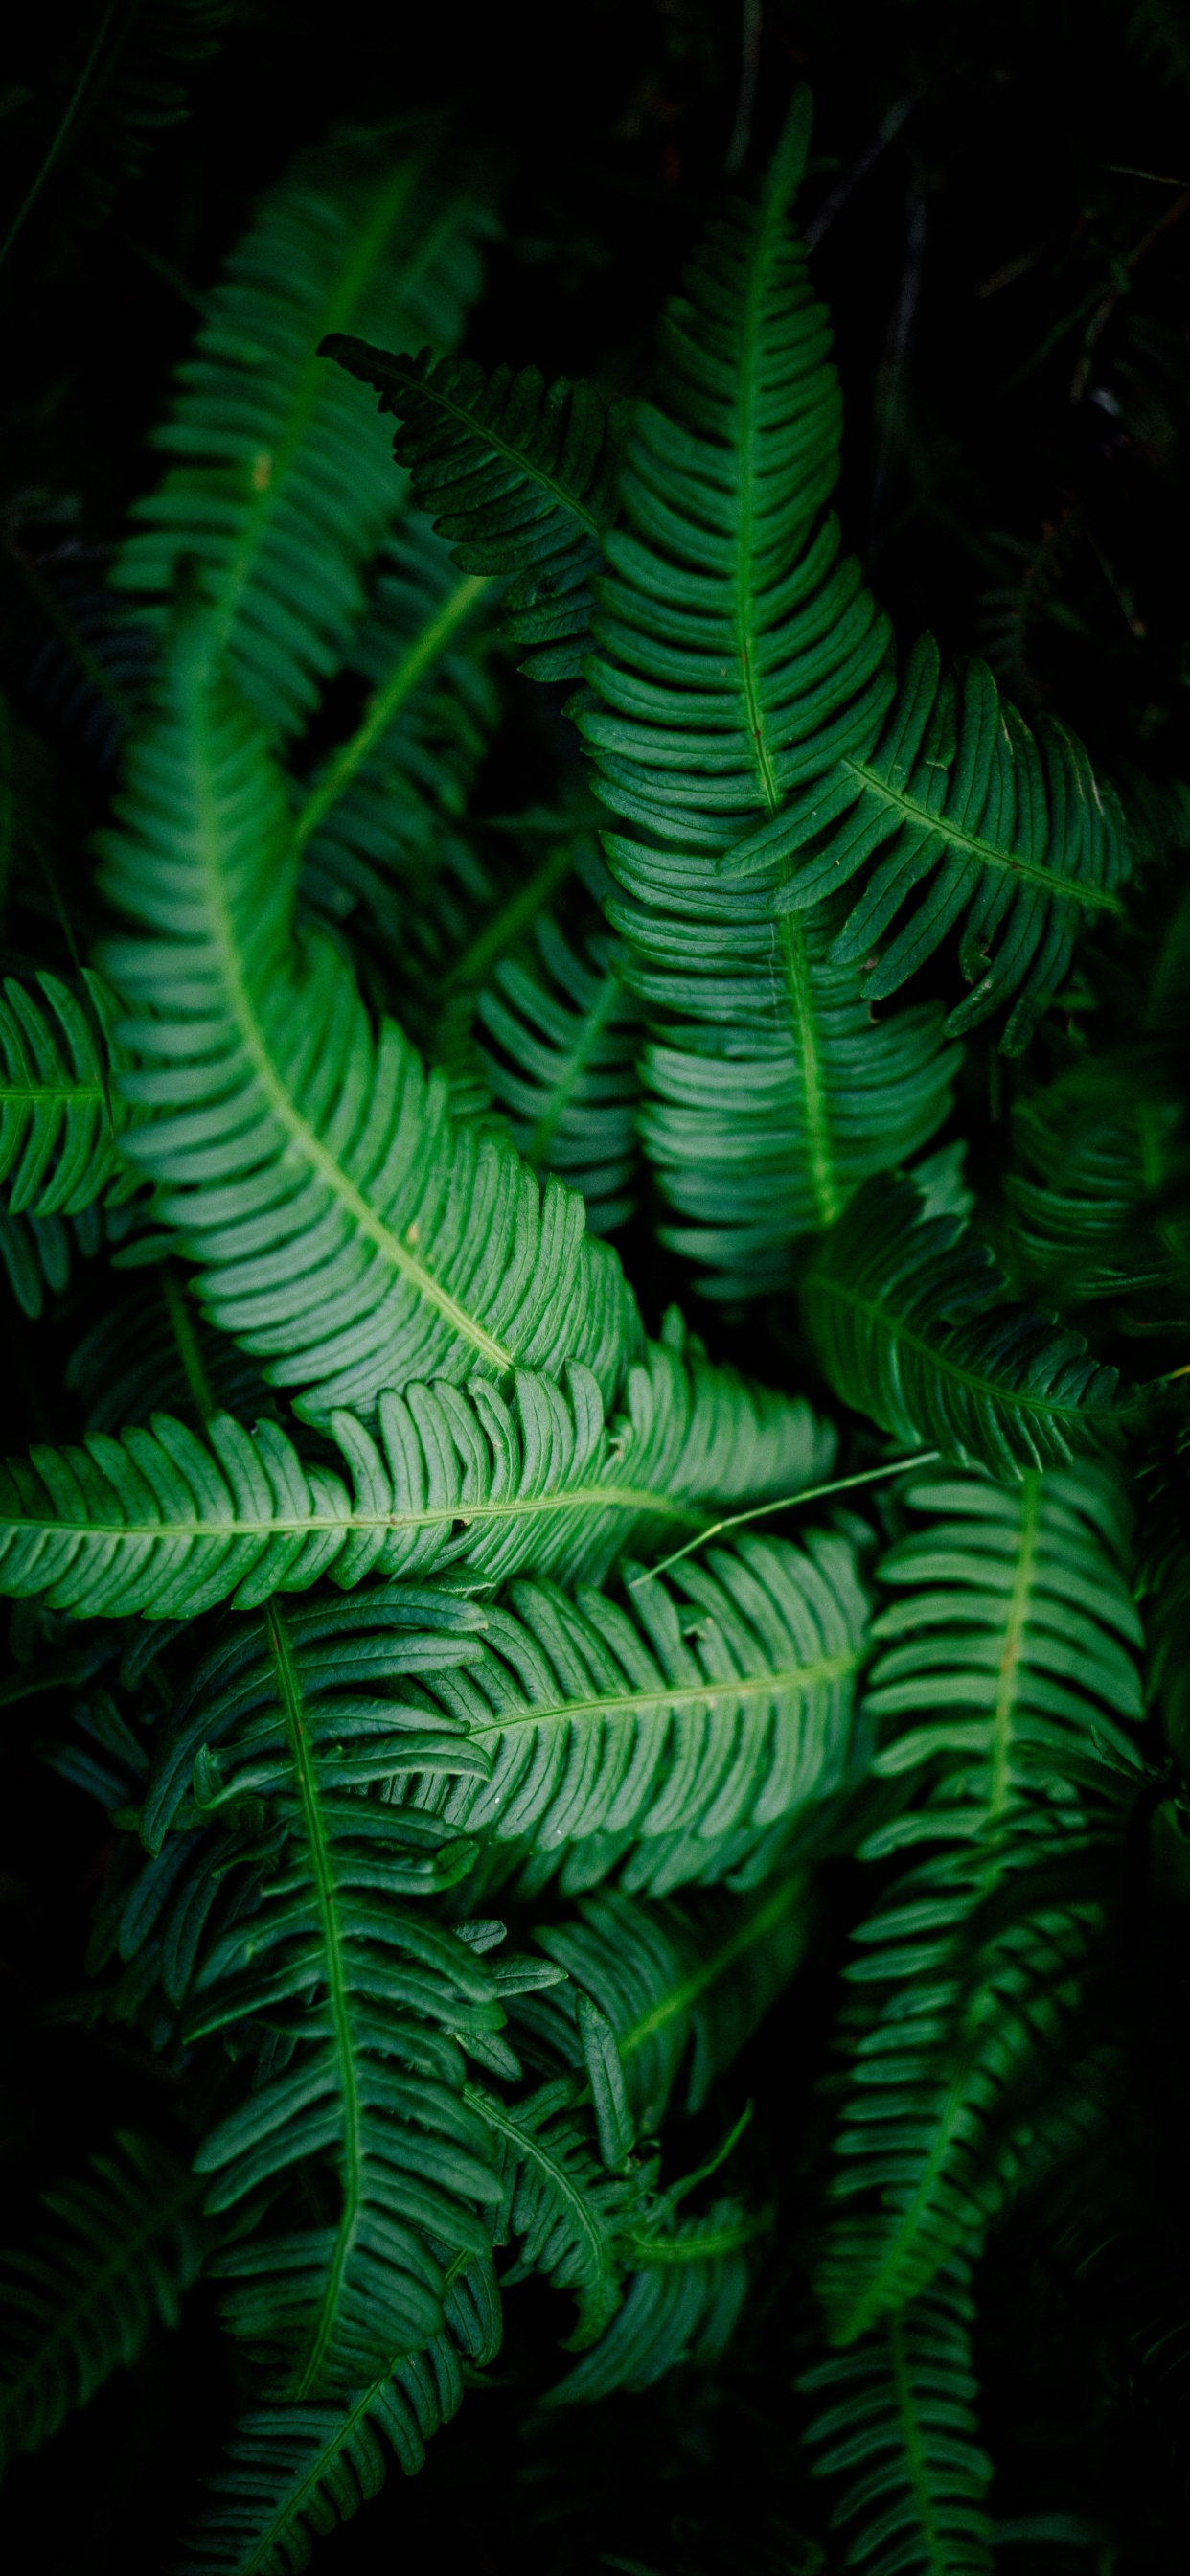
[471,2075,635,2346]
[181,2257,499,2575]
[543,2196,759,2405]
[393,1532,864,1876]
[476,916,644,1235]
[114,129,494,735]
[801,1173,1126,1477]
[801,2262,994,2576]
[818,1465,1143,2344]
[132,1590,505,2394]
[0,1332,834,1618]
[322,337,626,680]
[0,2129,206,2476]
[97,621,640,1421]
[0,970,129,1217]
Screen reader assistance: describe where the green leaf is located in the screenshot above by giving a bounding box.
[800,1173,1127,1477]
[543,2196,761,2405]
[575,1989,635,2168]
[0,970,131,1217]
[0,2130,207,2477]
[322,336,626,679]
[801,2260,994,2576]
[97,618,641,1422]
[0,1331,835,1618]
[475,914,644,1238]
[114,126,495,735]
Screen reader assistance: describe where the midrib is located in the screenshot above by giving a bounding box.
[526,969,625,1167]
[0,1083,103,1104]
[733,191,838,1226]
[468,1651,856,1744]
[195,693,515,1374]
[294,569,492,852]
[464,2083,609,2274]
[620,1870,802,2057]
[10,1481,707,1544]
[817,1275,1098,1425]
[267,1602,360,2396]
[841,755,1125,916]
[887,2312,950,2576]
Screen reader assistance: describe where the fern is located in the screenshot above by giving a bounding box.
[543,2196,761,2404]
[0,1330,834,1617]
[180,2256,500,2575]
[475,915,643,1234]
[817,1465,1143,2344]
[800,2260,994,2576]
[0,2129,207,2475]
[113,128,494,735]
[0,969,129,1216]
[801,1173,1127,1477]
[387,1532,864,1880]
[128,1589,506,2394]
[1006,1051,1190,1311]
[322,337,627,680]
[97,617,640,1419]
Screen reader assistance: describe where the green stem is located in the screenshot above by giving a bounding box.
[440,840,577,994]
[634,1450,939,1586]
[887,2310,949,2576]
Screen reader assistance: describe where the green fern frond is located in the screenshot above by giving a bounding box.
[0,2129,207,2476]
[817,1465,1143,2343]
[544,2196,761,2404]
[97,618,640,1420]
[800,1173,1126,1476]
[476,916,643,1235]
[389,1532,864,1877]
[0,970,130,1216]
[801,2260,994,2576]
[66,1265,272,1435]
[180,2256,500,2575]
[113,128,494,735]
[470,2075,635,2345]
[1006,1051,1190,1308]
[128,1590,505,2394]
[322,336,626,680]
[0,1329,834,1618]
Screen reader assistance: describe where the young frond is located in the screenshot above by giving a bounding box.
[389,1532,864,1886]
[0,2129,207,2476]
[0,970,130,1218]
[322,337,627,679]
[801,1173,1127,1477]
[476,916,643,1235]
[801,2261,994,2576]
[0,1330,834,1620]
[181,2257,500,2575]
[127,1590,507,2395]
[97,619,640,1421]
[817,1466,1143,2343]
[113,129,494,735]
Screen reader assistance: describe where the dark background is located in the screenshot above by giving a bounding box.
[3,3,1190,2566]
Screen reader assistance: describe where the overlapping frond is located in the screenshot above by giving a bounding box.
[476,916,643,1235]
[0,2129,207,2476]
[126,1590,507,2395]
[114,129,494,735]
[801,2261,994,2576]
[0,970,129,1217]
[0,1328,834,1618]
[98,619,640,1420]
[391,1533,864,1885]
[818,1466,1143,2345]
[323,337,626,679]
[545,2196,760,2404]
[801,1173,1126,1477]
[181,2257,500,2576]
[1006,1050,1190,1309]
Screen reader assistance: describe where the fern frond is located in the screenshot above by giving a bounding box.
[390,1532,864,1878]
[322,337,626,680]
[181,2256,500,2575]
[114,129,494,735]
[0,970,129,1216]
[476,916,643,1234]
[66,1265,272,1435]
[1006,1051,1190,1308]
[801,2260,994,2576]
[0,2129,207,2476]
[470,2076,635,2345]
[0,1329,834,1618]
[818,1465,1143,2344]
[130,1590,505,2394]
[97,619,640,1420]
[801,1173,1126,1476]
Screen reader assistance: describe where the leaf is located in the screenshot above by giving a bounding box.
[114,126,495,735]
[475,914,644,1238]
[389,1532,865,1885]
[0,2129,207,2477]
[817,1465,1143,2344]
[800,2260,994,2576]
[543,2197,761,2406]
[469,2076,633,2347]
[97,617,641,1422]
[0,969,129,1216]
[0,1329,835,1617]
[1006,1049,1190,1308]
[800,1172,1127,1477]
[322,336,627,680]
[575,1989,635,2169]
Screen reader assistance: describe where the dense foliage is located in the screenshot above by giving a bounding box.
[3,6,1190,2571]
